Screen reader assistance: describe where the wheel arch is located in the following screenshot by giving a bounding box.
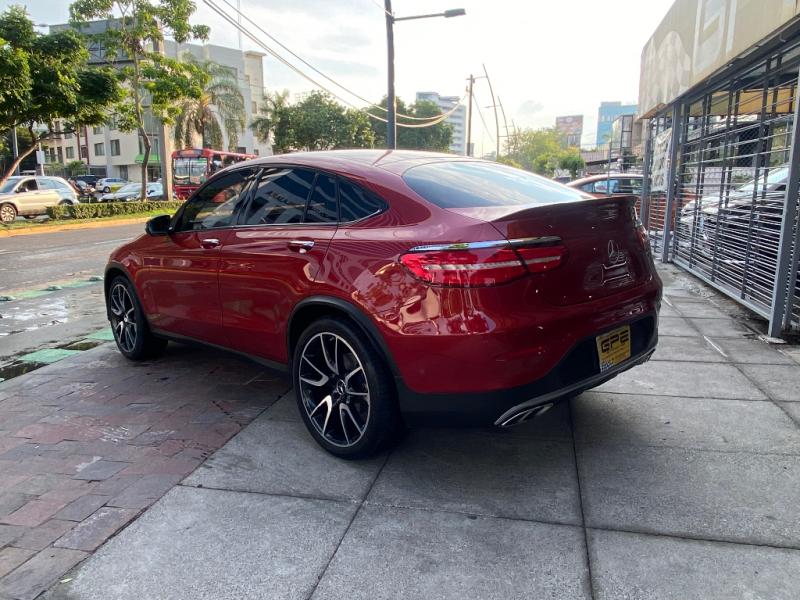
[104,263,136,318]
[287,296,401,379]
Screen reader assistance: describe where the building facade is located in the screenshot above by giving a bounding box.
[596,101,637,146]
[555,115,584,147]
[638,0,800,336]
[415,92,467,155]
[47,21,270,181]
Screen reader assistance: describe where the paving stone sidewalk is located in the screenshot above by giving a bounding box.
[2,264,800,599]
[0,345,288,600]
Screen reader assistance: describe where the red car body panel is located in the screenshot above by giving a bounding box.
[107,150,661,425]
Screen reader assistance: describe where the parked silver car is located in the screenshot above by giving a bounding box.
[0,176,79,223]
[99,182,163,202]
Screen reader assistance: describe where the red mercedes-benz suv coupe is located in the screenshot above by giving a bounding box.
[105,150,661,458]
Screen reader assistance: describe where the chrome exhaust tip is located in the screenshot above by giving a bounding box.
[497,402,554,428]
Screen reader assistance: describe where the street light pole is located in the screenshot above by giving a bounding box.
[384,4,465,150]
[384,0,396,149]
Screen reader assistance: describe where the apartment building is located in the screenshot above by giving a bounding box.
[47,20,270,181]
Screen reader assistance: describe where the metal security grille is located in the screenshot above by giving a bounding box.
[641,35,800,332]
[640,116,672,258]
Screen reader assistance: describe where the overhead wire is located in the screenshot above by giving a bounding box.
[214,0,457,122]
[472,88,496,146]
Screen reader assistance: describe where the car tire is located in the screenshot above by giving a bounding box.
[0,203,16,223]
[293,317,400,459]
[103,186,111,193]
[58,200,71,206]
[107,276,168,361]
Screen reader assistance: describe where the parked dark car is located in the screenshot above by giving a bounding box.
[75,174,100,187]
[104,150,661,458]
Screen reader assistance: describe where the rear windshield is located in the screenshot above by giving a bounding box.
[402,161,587,208]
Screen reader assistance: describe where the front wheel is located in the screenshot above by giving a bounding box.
[293,317,400,459]
[0,203,16,223]
[107,276,167,360]
[103,186,111,193]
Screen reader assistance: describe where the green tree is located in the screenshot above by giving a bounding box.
[172,53,245,151]
[558,148,585,178]
[65,159,88,176]
[251,90,292,153]
[251,91,373,153]
[369,97,453,151]
[70,0,210,200]
[505,127,585,177]
[0,6,120,186]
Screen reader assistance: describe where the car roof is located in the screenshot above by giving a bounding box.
[224,149,482,178]
[569,173,643,186]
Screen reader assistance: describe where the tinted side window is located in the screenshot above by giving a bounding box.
[339,180,384,222]
[305,174,338,224]
[403,161,585,208]
[176,170,252,231]
[242,168,315,225]
[580,183,595,193]
[619,178,642,194]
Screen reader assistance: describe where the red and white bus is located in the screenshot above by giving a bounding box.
[172,148,258,199]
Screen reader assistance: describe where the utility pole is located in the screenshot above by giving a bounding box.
[466,75,474,156]
[482,64,500,159]
[497,96,510,142]
[384,0,396,149]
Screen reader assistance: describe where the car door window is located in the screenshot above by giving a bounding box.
[580,182,596,193]
[338,179,384,222]
[305,174,338,224]
[242,168,315,225]
[175,169,253,231]
[617,178,642,194]
[19,179,37,192]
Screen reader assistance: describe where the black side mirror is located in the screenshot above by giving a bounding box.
[145,214,172,236]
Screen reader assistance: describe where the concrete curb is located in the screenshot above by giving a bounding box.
[0,216,150,238]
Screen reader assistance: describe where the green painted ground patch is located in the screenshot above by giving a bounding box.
[87,328,115,341]
[18,348,82,364]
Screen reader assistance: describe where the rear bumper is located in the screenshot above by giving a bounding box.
[396,313,658,426]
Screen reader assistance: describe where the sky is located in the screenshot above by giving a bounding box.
[10,0,675,154]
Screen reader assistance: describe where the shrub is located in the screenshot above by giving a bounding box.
[47,201,184,220]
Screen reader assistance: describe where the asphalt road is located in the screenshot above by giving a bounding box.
[0,222,145,363]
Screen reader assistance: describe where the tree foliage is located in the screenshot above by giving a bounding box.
[0,6,120,186]
[70,0,210,199]
[368,97,453,151]
[251,91,374,154]
[173,53,245,151]
[505,127,585,177]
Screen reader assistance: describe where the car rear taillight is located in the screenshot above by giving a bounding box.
[636,223,652,255]
[400,238,566,287]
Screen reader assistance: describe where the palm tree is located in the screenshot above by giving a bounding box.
[250,90,291,153]
[173,54,246,151]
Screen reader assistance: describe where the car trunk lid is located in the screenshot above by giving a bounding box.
[448,196,650,306]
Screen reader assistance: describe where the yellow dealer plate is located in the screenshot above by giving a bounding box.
[596,325,631,372]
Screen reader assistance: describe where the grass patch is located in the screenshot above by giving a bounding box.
[1,208,177,231]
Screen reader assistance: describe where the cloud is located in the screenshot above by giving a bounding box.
[517,100,544,117]
[314,28,373,53]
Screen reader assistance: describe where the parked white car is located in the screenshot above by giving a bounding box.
[96,177,128,194]
[0,176,79,222]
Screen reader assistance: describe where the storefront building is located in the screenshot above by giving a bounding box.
[639,0,800,336]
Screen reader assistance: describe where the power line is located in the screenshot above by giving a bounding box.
[216,0,442,121]
[472,88,496,147]
[205,0,464,128]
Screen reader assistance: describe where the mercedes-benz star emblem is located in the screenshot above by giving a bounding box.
[607,240,624,265]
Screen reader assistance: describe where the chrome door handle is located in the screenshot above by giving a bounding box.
[201,238,220,249]
[288,239,315,254]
